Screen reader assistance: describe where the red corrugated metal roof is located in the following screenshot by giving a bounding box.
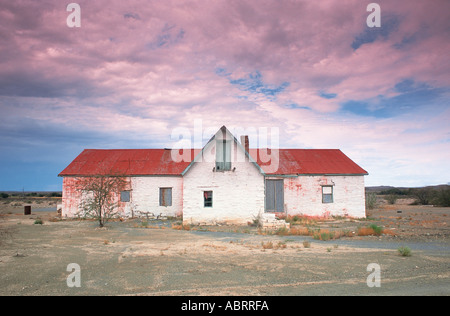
[251,149,368,175]
[59,148,367,176]
[58,149,200,176]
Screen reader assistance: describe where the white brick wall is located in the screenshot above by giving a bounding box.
[63,172,366,221]
[62,176,183,219]
[61,177,80,217]
[282,175,366,218]
[130,176,183,218]
[182,140,265,225]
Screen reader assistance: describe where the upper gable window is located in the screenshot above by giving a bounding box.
[216,140,231,171]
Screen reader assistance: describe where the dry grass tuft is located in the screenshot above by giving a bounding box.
[357,227,376,236]
[171,223,191,231]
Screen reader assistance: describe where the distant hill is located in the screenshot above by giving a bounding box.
[366,185,450,194]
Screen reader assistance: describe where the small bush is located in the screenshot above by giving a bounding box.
[357,227,374,236]
[365,192,377,210]
[34,219,43,225]
[171,223,191,231]
[312,229,333,241]
[398,246,412,257]
[357,224,383,236]
[433,189,450,207]
[409,188,433,205]
[320,232,332,241]
[252,212,263,228]
[261,241,287,250]
[386,194,398,205]
[289,227,310,236]
[369,224,383,236]
[275,227,290,236]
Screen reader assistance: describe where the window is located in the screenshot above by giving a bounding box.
[120,191,130,202]
[216,140,231,171]
[203,191,213,207]
[322,186,333,203]
[159,188,172,207]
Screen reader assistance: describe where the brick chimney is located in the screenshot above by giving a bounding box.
[240,135,249,155]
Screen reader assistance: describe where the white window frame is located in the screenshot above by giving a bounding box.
[322,185,333,203]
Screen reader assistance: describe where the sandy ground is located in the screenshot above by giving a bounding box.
[0,200,449,296]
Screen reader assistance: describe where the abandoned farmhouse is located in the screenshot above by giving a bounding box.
[59,126,368,225]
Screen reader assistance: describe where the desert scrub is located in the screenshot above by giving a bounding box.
[398,246,412,257]
[34,219,43,225]
[275,227,290,236]
[261,241,287,250]
[357,224,383,236]
[386,194,398,205]
[171,223,191,231]
[312,229,334,241]
[251,212,263,228]
[365,192,377,210]
[370,224,383,236]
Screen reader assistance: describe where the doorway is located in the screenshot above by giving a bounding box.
[265,179,284,212]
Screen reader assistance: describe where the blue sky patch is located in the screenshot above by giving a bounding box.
[217,69,290,99]
[352,15,400,50]
[319,91,337,99]
[286,103,311,110]
[340,80,447,118]
[147,24,185,49]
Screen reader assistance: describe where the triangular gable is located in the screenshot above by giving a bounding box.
[181,126,265,176]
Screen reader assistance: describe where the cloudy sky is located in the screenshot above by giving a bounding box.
[0,0,449,191]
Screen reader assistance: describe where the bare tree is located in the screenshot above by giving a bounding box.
[77,175,129,227]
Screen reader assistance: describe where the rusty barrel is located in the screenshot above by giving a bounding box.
[24,205,31,215]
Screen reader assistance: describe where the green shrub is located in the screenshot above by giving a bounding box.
[369,224,383,236]
[398,246,412,257]
[34,219,43,225]
[320,232,332,241]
